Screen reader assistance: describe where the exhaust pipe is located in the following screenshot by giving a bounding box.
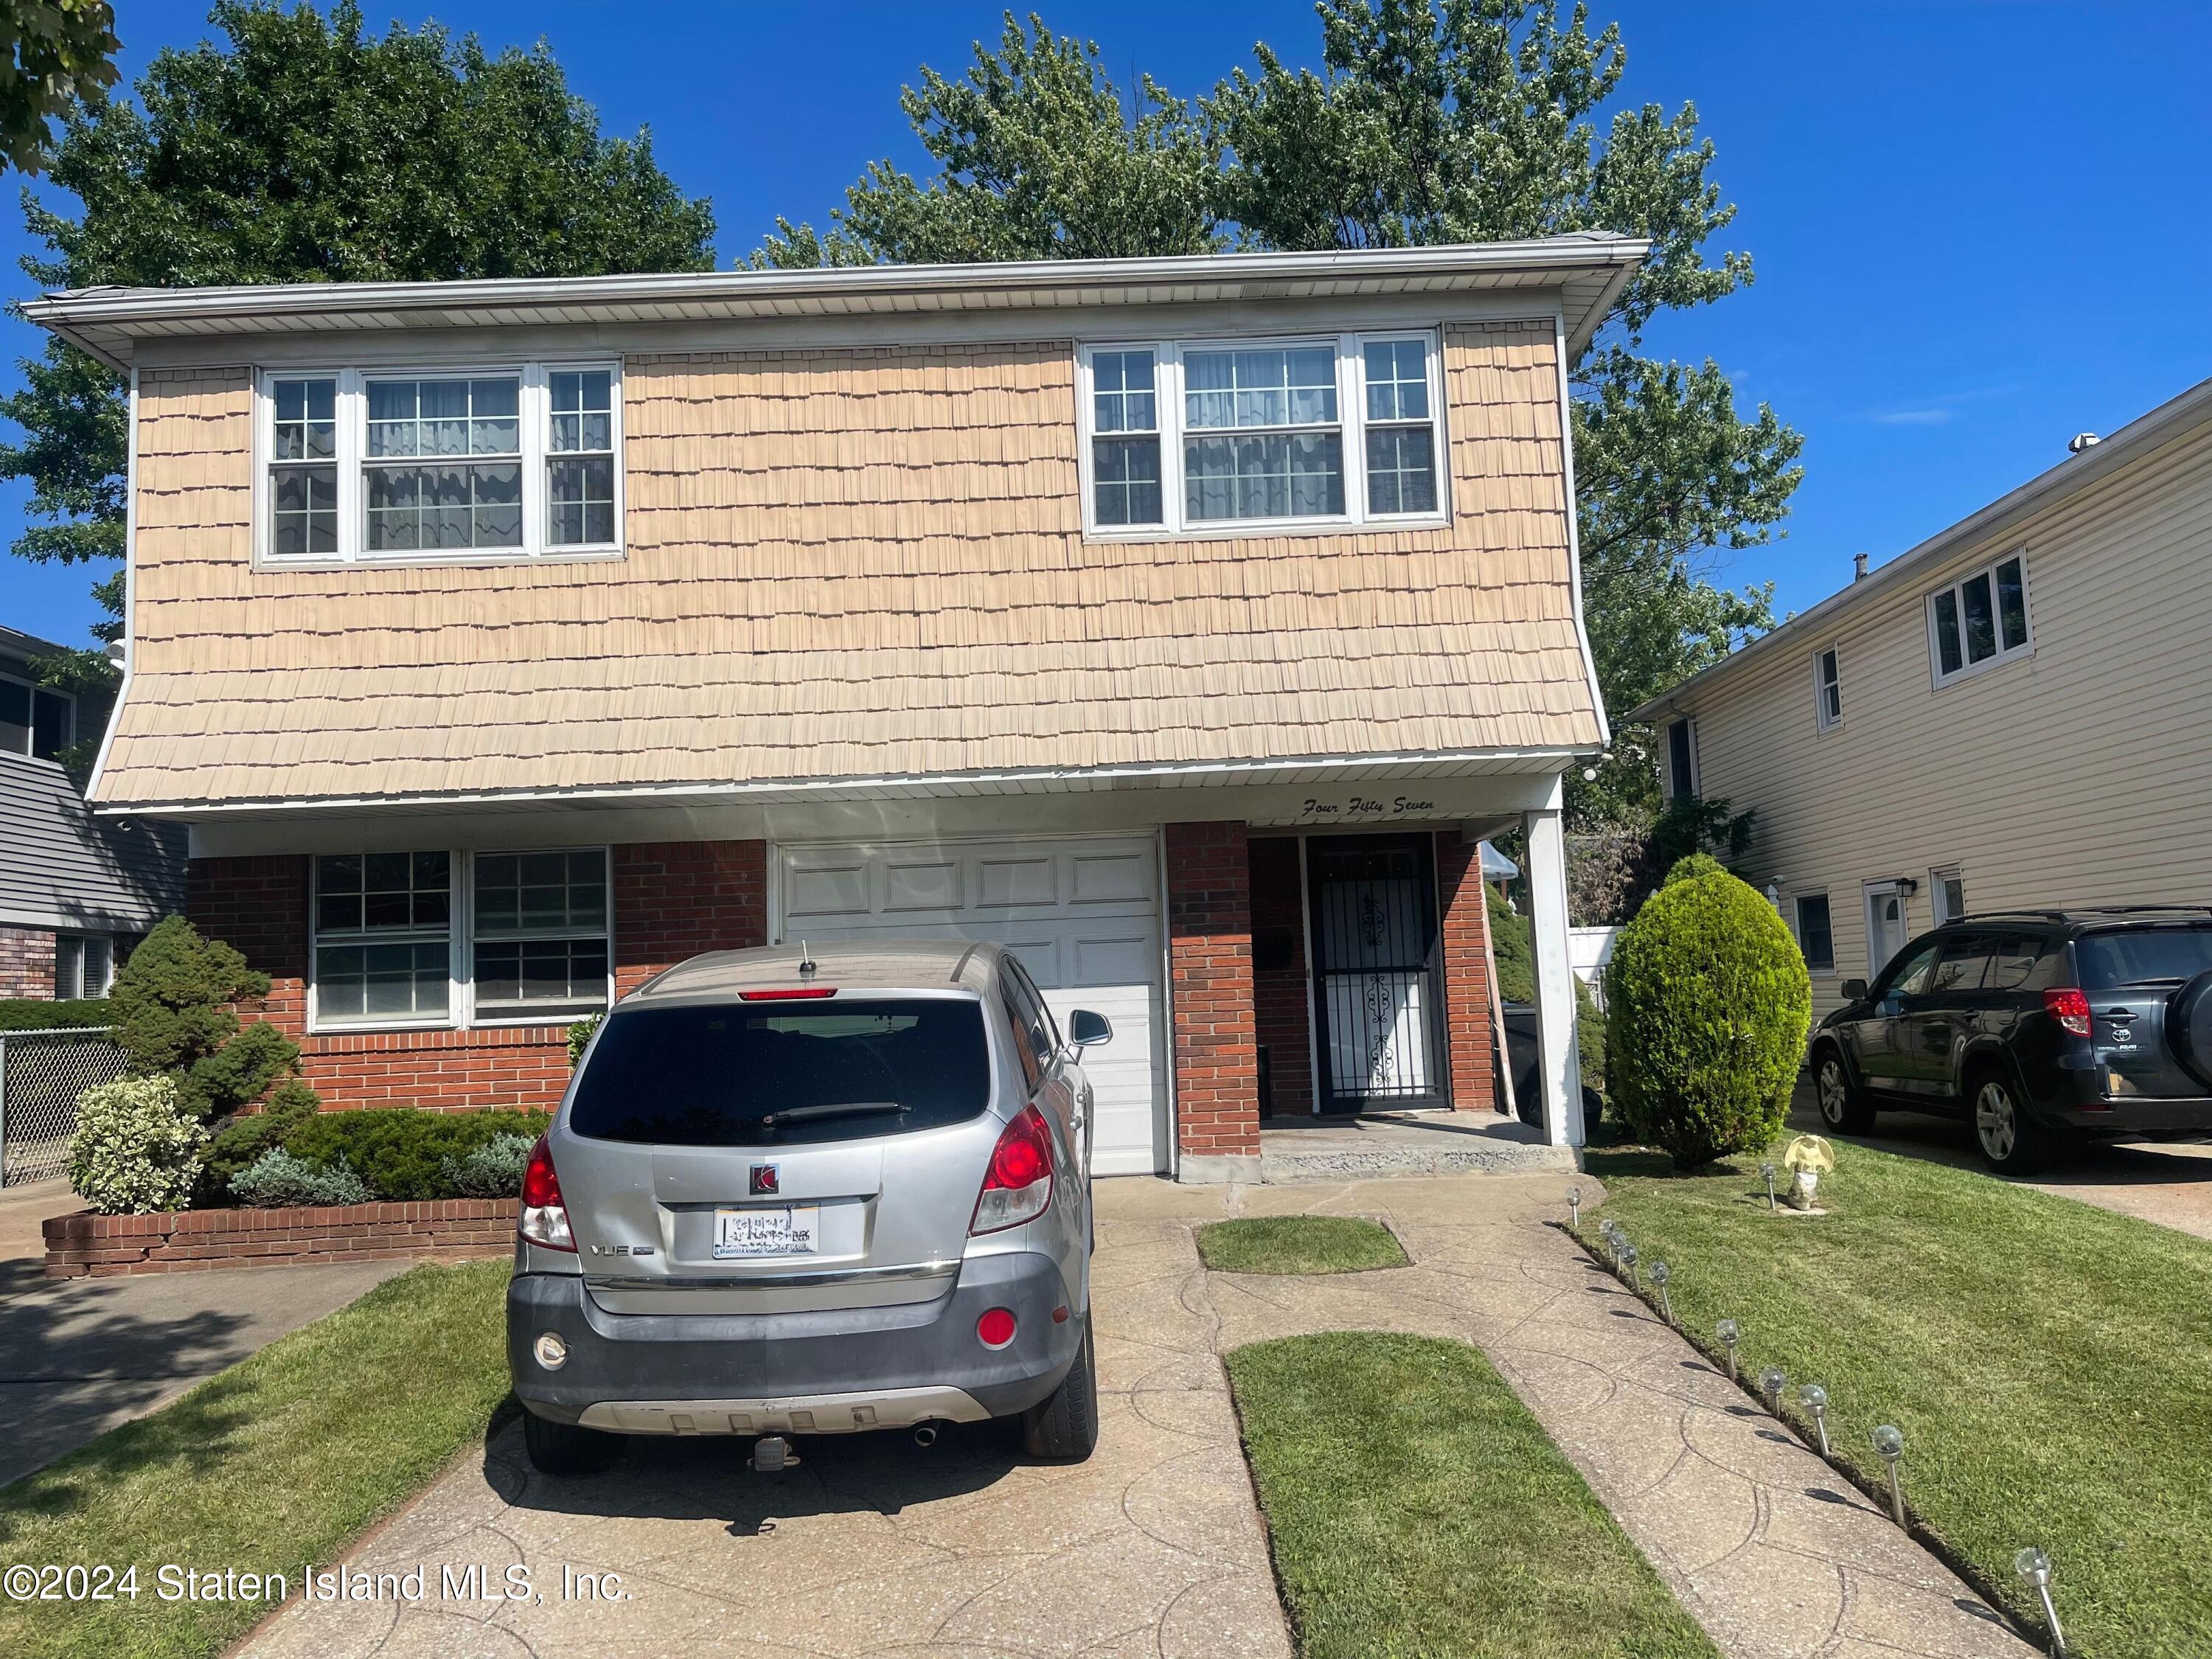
[914,1423,939,1448]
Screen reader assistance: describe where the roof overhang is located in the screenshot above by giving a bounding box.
[24,236,1648,371]
[1627,371,2212,724]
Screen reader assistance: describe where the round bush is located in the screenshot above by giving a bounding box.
[1605,859,1811,1169]
[68,1074,209,1215]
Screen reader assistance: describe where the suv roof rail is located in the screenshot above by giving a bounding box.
[2070,904,2212,916]
[1954,910,2069,923]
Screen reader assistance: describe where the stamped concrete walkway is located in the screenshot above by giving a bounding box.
[237,1170,2033,1659]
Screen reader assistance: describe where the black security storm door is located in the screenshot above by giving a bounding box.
[1305,835,1449,1113]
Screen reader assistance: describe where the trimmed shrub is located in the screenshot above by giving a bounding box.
[1605,858,1811,1169]
[567,1012,603,1067]
[231,1147,372,1208]
[68,1074,208,1214]
[282,1107,552,1202]
[439,1133,535,1198]
[0,998,111,1032]
[198,1078,322,1203]
[108,915,299,1118]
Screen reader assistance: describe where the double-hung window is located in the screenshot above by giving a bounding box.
[310,848,611,1029]
[1927,551,2031,686]
[1079,331,1445,536]
[1814,646,1843,731]
[0,668,72,762]
[1794,895,1834,974]
[260,362,622,566]
[1664,717,1697,799]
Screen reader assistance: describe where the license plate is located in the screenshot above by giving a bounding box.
[713,1206,820,1259]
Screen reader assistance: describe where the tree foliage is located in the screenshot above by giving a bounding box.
[0,0,119,175]
[1604,858,1809,1169]
[1,0,717,649]
[757,2,1801,829]
[107,914,298,1119]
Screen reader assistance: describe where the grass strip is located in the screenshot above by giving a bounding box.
[1197,1216,1408,1275]
[1588,1140,2212,1659]
[1228,1331,1717,1658]
[0,1259,512,1659]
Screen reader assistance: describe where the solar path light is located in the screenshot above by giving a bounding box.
[1798,1383,1830,1455]
[1759,1366,1787,1415]
[1872,1425,1906,1526]
[1649,1259,1673,1324]
[2014,1548,2065,1657]
[1618,1242,1640,1290]
[1760,1162,1778,1211]
[1568,1185,1582,1228]
[1716,1318,1740,1381]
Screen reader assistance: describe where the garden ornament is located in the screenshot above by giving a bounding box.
[1781,1134,1835,1211]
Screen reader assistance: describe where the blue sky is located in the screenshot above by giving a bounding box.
[4,0,2208,650]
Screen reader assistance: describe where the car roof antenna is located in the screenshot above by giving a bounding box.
[798,942,816,979]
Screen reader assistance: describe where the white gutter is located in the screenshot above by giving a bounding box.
[1627,370,2212,723]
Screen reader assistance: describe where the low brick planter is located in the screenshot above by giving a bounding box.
[43,1200,515,1278]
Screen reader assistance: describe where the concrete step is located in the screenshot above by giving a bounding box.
[1256,1114,1580,1183]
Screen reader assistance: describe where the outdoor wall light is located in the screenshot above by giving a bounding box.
[1716,1318,1741,1380]
[1568,1185,1582,1228]
[2013,1548,2066,1656]
[1649,1259,1673,1323]
[1759,1366,1787,1414]
[1798,1383,1830,1455]
[1872,1425,1906,1526]
[1759,1162,1778,1211]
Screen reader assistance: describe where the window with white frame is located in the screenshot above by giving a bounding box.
[260,362,622,565]
[1927,550,2030,686]
[55,934,115,999]
[310,849,611,1029]
[1931,866,1966,926]
[0,667,72,762]
[1794,894,1835,974]
[1814,645,1843,731]
[1078,332,1444,535]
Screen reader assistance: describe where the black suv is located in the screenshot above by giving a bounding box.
[1808,908,2212,1173]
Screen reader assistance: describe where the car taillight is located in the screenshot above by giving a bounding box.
[971,1105,1054,1235]
[2044,988,2093,1039]
[739,987,837,1001]
[519,1135,575,1251]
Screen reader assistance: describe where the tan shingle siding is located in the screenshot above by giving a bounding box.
[104,322,1598,806]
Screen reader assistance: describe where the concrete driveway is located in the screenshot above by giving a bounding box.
[0,1180,407,1488]
[1787,1079,2212,1239]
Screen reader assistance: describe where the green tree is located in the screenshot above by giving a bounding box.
[0,0,119,174]
[0,0,716,675]
[757,3,1800,829]
[108,914,299,1119]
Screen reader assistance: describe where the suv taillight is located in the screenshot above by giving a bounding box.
[2044,988,2093,1039]
[971,1105,1054,1235]
[520,1135,576,1251]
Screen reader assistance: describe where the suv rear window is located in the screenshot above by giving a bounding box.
[569,998,991,1147]
[2075,926,2212,990]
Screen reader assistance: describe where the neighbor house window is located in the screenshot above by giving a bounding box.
[310,848,611,1029]
[54,934,114,999]
[1665,717,1697,799]
[1795,895,1835,974]
[1078,332,1444,535]
[1814,646,1843,731]
[1932,866,1966,926]
[260,362,622,566]
[1927,550,2031,686]
[0,668,72,762]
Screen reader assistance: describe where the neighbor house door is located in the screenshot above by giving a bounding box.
[1306,835,1449,1113]
[1865,882,1910,979]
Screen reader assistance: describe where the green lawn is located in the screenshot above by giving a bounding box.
[1587,1141,2212,1659]
[1228,1332,1717,1659]
[0,1259,512,1659]
[1197,1215,1408,1275]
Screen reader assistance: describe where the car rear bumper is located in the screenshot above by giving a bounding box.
[2037,1076,2212,1135]
[507,1249,1081,1433]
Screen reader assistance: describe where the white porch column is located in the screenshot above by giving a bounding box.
[1522,785,1586,1147]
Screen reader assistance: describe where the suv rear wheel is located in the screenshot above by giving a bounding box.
[1812,1047,1876,1135]
[1972,1071,2053,1175]
[1020,1310,1098,1461]
[521,1409,622,1477]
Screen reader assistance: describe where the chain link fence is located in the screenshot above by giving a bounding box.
[0,1028,125,1187]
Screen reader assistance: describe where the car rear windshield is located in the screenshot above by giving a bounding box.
[2075,926,2212,990]
[568,998,992,1147]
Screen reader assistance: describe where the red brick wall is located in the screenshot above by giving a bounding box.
[44,1200,512,1278]
[0,925,57,999]
[1166,821,1259,1162]
[1247,836,1312,1118]
[1436,830,1500,1113]
[187,839,769,1113]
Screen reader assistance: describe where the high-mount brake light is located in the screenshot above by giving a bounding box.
[738,987,838,1001]
[518,1135,575,1251]
[971,1105,1054,1235]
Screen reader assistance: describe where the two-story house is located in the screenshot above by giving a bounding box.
[26,237,1640,1178]
[0,623,185,999]
[1630,373,2212,1015]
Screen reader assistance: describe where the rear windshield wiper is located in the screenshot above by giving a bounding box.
[757,1100,907,1128]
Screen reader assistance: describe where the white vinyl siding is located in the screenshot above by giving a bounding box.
[1672,417,2212,1019]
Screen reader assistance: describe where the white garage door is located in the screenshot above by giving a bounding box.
[775,835,1167,1176]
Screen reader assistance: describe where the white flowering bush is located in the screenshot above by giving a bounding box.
[68,1074,209,1215]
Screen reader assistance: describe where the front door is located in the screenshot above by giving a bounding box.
[1306,835,1449,1113]
[1865,883,1910,979]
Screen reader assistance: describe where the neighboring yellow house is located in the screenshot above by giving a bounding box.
[27,239,1641,1178]
[1630,375,2212,1017]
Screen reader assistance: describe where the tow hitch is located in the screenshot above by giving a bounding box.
[751,1435,798,1473]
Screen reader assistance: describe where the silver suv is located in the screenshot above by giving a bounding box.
[507,940,1106,1473]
